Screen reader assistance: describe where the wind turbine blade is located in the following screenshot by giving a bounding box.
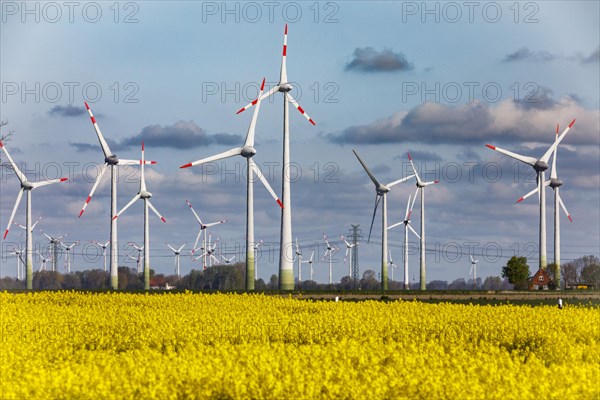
[407,153,422,183]
[387,221,403,230]
[113,194,141,220]
[192,229,203,254]
[43,232,52,241]
[408,187,419,220]
[147,200,167,223]
[84,102,112,157]
[550,124,559,180]
[423,180,439,187]
[177,244,186,252]
[309,251,314,263]
[541,119,576,163]
[485,144,537,166]
[280,24,288,84]
[470,254,475,263]
[407,223,421,239]
[185,200,204,225]
[4,189,23,239]
[352,149,381,187]
[236,85,280,114]
[31,177,68,190]
[180,147,243,169]
[516,186,539,203]
[285,93,316,126]
[0,142,27,184]
[367,194,382,243]
[250,158,283,208]
[557,193,572,222]
[404,194,412,220]
[387,174,416,188]
[79,163,109,217]
[167,244,177,252]
[244,78,266,148]
[204,220,227,228]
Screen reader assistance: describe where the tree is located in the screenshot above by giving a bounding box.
[448,278,468,290]
[501,256,530,290]
[482,276,503,291]
[360,270,379,290]
[427,280,448,290]
[581,263,600,288]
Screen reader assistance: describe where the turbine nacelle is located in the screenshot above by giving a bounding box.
[140,190,152,199]
[376,184,390,195]
[549,177,563,188]
[278,83,292,92]
[241,146,257,158]
[533,160,549,172]
[105,155,119,165]
[21,181,34,190]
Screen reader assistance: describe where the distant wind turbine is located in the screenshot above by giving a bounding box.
[353,149,414,291]
[167,243,186,277]
[1,140,68,289]
[113,142,167,290]
[388,194,420,290]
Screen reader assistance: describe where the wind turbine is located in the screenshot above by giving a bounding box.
[388,194,420,290]
[194,235,220,267]
[36,250,52,272]
[407,153,440,291]
[485,119,575,270]
[60,241,79,273]
[9,247,24,280]
[113,142,167,290]
[40,230,66,272]
[303,251,315,281]
[14,216,42,232]
[128,242,144,273]
[469,254,479,289]
[91,240,110,272]
[294,238,303,282]
[389,250,398,283]
[79,102,151,290]
[184,200,227,270]
[321,234,338,285]
[0,140,68,289]
[516,124,573,287]
[167,243,186,277]
[353,149,414,291]
[254,240,264,280]
[236,25,316,290]
[181,78,283,290]
[340,235,357,278]
[220,255,236,265]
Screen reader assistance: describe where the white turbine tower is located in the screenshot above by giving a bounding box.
[485,119,575,270]
[469,254,479,289]
[167,243,186,277]
[340,235,357,278]
[40,230,65,272]
[254,240,264,280]
[91,240,110,272]
[185,200,227,271]
[0,140,68,289]
[303,251,315,281]
[128,242,144,273]
[516,123,573,287]
[60,241,79,273]
[295,238,303,282]
[388,194,420,290]
[321,234,338,285]
[353,149,414,291]
[407,152,440,291]
[80,102,151,289]
[181,78,283,290]
[113,142,167,290]
[236,25,316,290]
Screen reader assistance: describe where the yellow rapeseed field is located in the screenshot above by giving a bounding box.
[1,292,598,399]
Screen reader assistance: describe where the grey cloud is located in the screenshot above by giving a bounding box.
[345,47,414,72]
[581,46,599,64]
[502,47,556,63]
[48,104,89,118]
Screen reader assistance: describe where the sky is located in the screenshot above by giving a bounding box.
[1,0,599,284]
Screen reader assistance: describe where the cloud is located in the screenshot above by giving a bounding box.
[403,150,442,162]
[70,121,242,152]
[515,86,558,111]
[69,137,128,153]
[48,104,89,118]
[345,47,414,72]
[502,47,557,63]
[580,46,600,64]
[327,94,599,146]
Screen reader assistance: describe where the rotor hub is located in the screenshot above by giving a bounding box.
[106,155,119,165]
[549,178,563,188]
[21,181,34,190]
[241,146,257,158]
[279,83,292,92]
[534,160,549,172]
[140,190,152,199]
